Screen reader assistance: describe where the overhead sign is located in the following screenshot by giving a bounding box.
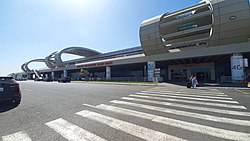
[77,61,113,68]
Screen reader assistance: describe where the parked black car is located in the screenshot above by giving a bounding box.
[58,77,71,83]
[0,76,21,105]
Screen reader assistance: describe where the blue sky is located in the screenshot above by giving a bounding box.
[0,0,203,75]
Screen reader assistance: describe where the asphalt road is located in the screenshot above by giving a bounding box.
[0,81,250,141]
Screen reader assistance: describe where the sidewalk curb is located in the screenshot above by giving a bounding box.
[158,82,249,89]
[72,81,158,86]
[72,81,249,89]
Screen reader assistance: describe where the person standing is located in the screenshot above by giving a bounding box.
[187,75,194,88]
[191,75,198,89]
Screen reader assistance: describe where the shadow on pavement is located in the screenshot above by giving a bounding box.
[0,102,19,113]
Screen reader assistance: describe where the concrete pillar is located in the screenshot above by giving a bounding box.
[144,64,147,77]
[27,74,32,80]
[147,61,155,82]
[106,66,111,80]
[63,70,68,77]
[230,53,244,82]
[51,72,55,79]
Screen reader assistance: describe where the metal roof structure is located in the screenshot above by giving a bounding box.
[21,47,102,73]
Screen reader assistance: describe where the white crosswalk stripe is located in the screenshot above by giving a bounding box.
[76,110,187,141]
[136,92,238,104]
[140,91,232,100]
[2,131,32,141]
[82,104,250,141]
[121,97,250,116]
[45,118,107,141]
[110,100,250,126]
[145,90,225,95]
[128,95,247,109]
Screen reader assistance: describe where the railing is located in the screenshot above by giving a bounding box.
[73,77,165,82]
[220,76,246,84]
[110,77,148,82]
[220,76,232,83]
[83,77,148,82]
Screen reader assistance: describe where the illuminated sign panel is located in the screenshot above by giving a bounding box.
[77,61,113,68]
[178,22,198,31]
[147,61,155,82]
[231,55,244,81]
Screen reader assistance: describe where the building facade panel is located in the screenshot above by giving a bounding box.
[218,2,249,15]
[219,36,249,45]
[218,10,249,25]
[220,28,249,39]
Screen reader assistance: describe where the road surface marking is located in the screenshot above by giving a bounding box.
[76,110,187,141]
[143,91,227,97]
[140,91,231,100]
[144,90,225,95]
[84,104,250,141]
[2,131,32,141]
[136,92,237,104]
[45,118,107,141]
[129,95,246,109]
[234,89,249,95]
[82,103,96,108]
[24,89,32,92]
[110,100,250,126]
[121,97,250,117]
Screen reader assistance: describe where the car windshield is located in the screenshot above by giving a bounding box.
[0,77,15,83]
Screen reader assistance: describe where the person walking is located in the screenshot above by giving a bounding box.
[191,75,198,89]
[187,75,193,88]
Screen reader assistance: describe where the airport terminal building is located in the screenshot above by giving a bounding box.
[20,0,250,83]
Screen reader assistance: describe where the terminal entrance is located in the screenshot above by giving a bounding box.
[169,69,187,82]
[168,63,215,82]
[196,72,206,82]
[191,68,211,82]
